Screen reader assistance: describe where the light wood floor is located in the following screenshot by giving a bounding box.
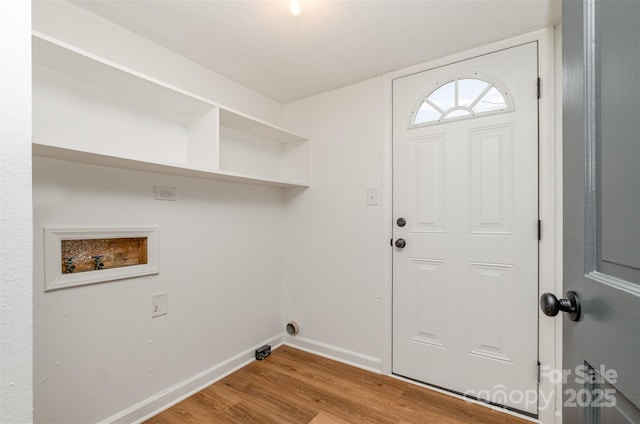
[145,346,531,424]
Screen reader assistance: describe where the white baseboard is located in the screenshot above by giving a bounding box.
[99,334,284,424]
[99,334,382,423]
[284,335,382,374]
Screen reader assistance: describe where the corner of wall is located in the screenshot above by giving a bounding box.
[281,77,385,370]
[0,0,34,422]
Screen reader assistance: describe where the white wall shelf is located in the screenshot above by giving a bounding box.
[33,144,308,188]
[32,32,310,188]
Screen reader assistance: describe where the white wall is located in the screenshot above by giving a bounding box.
[32,0,283,125]
[0,0,33,423]
[282,77,385,369]
[29,3,559,422]
[31,2,291,422]
[33,159,285,423]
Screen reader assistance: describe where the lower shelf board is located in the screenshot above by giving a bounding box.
[32,143,310,189]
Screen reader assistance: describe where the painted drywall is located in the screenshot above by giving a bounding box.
[282,29,562,423]
[0,0,33,422]
[31,3,295,421]
[33,158,285,423]
[32,0,283,126]
[282,77,384,368]
[28,3,561,421]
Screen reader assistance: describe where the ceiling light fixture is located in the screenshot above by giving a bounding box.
[290,0,301,16]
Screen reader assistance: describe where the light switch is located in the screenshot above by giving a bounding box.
[367,187,379,206]
[151,292,167,318]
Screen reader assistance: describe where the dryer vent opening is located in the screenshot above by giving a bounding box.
[286,321,299,336]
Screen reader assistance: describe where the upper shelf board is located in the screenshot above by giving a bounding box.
[32,33,215,118]
[33,32,307,145]
[219,108,305,145]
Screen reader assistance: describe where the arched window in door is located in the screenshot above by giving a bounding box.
[410,75,514,127]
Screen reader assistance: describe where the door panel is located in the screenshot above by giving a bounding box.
[562,0,640,422]
[469,262,516,362]
[410,134,445,233]
[598,0,640,278]
[469,125,513,234]
[408,259,446,346]
[392,43,539,415]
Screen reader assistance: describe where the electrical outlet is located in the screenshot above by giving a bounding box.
[154,186,176,201]
[151,292,167,318]
[255,344,271,360]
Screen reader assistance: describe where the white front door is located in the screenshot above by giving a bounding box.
[392,42,539,415]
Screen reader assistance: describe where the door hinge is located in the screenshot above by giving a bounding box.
[390,238,393,247]
[538,220,542,241]
[537,361,542,383]
[537,78,541,99]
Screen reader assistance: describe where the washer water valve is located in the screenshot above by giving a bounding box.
[92,255,105,270]
[64,257,76,273]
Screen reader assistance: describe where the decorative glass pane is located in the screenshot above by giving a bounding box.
[427,81,455,111]
[411,77,511,128]
[415,102,441,124]
[474,87,507,113]
[457,79,490,107]
[445,109,472,119]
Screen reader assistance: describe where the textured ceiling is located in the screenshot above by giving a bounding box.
[70,0,561,103]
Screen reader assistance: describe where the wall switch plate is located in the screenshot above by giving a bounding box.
[367,187,379,206]
[154,186,176,201]
[151,292,167,318]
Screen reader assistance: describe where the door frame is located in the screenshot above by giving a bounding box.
[381,27,562,423]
